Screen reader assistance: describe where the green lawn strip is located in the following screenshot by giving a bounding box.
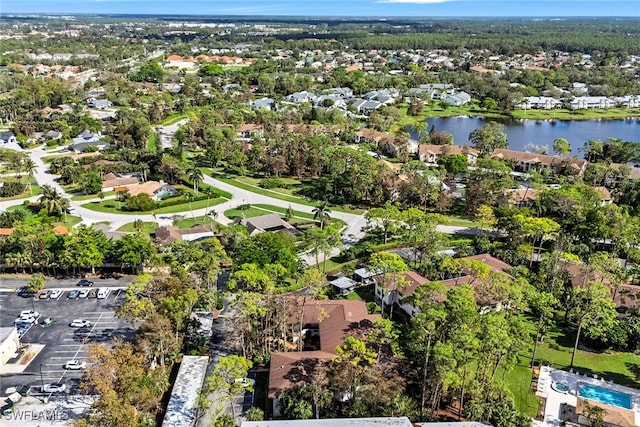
[444,216,481,227]
[161,113,190,125]
[147,133,158,153]
[57,215,82,228]
[81,197,226,215]
[224,206,274,220]
[344,292,362,300]
[497,364,541,417]
[71,191,116,201]
[206,170,363,214]
[117,221,158,234]
[175,216,217,228]
[511,108,640,121]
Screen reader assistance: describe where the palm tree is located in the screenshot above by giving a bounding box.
[22,158,36,194]
[39,185,67,216]
[133,219,145,233]
[187,165,204,194]
[183,191,195,219]
[312,202,331,230]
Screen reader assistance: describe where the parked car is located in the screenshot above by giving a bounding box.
[64,360,87,370]
[77,279,94,287]
[19,310,40,321]
[1,404,13,416]
[15,318,34,327]
[78,289,90,298]
[68,290,80,299]
[96,287,110,299]
[69,319,91,328]
[42,383,66,393]
[37,290,51,300]
[49,290,63,299]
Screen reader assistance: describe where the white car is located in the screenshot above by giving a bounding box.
[19,310,40,322]
[64,360,87,370]
[78,289,90,298]
[43,383,66,393]
[49,290,63,299]
[69,319,91,328]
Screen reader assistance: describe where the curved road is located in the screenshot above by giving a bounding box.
[1,138,478,265]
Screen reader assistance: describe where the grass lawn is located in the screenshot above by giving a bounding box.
[175,216,217,229]
[344,292,362,301]
[56,215,82,228]
[445,215,481,228]
[501,314,640,415]
[82,197,227,215]
[71,191,116,201]
[147,133,158,153]
[117,221,158,234]
[499,364,542,417]
[204,168,364,214]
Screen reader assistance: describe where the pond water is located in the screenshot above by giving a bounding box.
[421,116,640,156]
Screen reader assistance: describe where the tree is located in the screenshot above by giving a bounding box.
[312,202,331,230]
[27,272,46,294]
[568,281,618,368]
[365,201,402,244]
[369,252,408,318]
[200,355,252,419]
[468,121,508,157]
[187,165,204,194]
[22,158,36,194]
[111,233,156,273]
[439,153,468,174]
[38,185,69,216]
[553,137,571,156]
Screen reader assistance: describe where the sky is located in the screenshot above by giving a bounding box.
[1,0,639,17]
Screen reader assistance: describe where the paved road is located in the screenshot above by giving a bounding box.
[0,135,479,267]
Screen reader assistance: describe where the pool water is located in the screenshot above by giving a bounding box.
[552,382,569,393]
[578,383,632,409]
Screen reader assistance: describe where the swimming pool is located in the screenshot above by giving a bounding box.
[578,383,633,409]
[551,382,569,393]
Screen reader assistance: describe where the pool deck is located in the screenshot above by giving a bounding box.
[536,366,640,426]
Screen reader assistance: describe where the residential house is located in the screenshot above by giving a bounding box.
[250,97,275,110]
[329,276,358,296]
[326,87,353,99]
[373,253,516,317]
[502,188,540,207]
[445,91,472,106]
[155,224,214,246]
[285,91,316,103]
[570,96,616,110]
[71,130,107,153]
[491,148,587,175]
[43,130,62,141]
[517,96,563,110]
[351,99,382,114]
[127,181,177,200]
[101,172,139,192]
[239,213,298,236]
[268,299,378,416]
[87,99,113,109]
[362,88,399,105]
[313,94,347,108]
[353,128,401,157]
[614,95,640,108]
[0,131,17,144]
[418,144,478,165]
[236,124,264,140]
[409,83,454,100]
[594,186,613,205]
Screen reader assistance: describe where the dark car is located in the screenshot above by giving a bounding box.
[77,279,94,287]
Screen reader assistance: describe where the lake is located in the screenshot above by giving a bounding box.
[420,116,640,156]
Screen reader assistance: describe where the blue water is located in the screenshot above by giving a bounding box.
[420,116,640,157]
[578,383,632,409]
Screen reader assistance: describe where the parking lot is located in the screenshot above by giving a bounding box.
[0,288,135,396]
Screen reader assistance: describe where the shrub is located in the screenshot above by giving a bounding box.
[0,181,26,197]
[125,193,157,211]
[259,177,287,189]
